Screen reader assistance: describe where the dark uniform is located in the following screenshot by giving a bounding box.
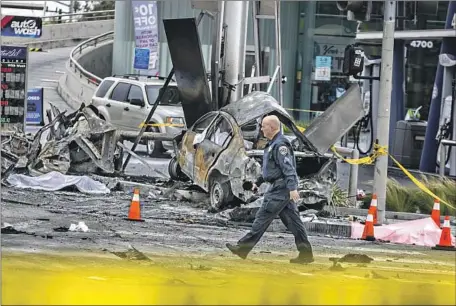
[226,132,314,263]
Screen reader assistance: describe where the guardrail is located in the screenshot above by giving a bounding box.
[42,9,115,25]
[68,31,114,86]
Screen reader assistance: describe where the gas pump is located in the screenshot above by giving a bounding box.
[341,44,381,155]
[436,53,456,176]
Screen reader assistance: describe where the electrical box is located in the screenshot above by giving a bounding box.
[391,120,427,169]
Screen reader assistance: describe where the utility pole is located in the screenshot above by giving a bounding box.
[373,1,396,225]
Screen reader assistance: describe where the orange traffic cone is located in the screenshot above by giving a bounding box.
[125,188,144,222]
[430,199,441,227]
[368,194,378,226]
[361,213,376,241]
[432,216,455,251]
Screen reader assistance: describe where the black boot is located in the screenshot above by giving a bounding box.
[290,253,314,264]
[226,243,249,259]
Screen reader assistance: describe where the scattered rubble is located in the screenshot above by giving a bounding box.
[0,103,171,180]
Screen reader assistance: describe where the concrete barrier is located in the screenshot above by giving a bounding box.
[77,42,113,79]
[2,20,114,49]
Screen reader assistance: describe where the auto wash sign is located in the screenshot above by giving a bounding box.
[131,0,159,75]
[1,15,42,38]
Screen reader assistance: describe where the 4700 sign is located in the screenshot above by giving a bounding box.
[410,40,434,49]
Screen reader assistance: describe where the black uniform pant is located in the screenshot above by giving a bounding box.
[236,188,313,257]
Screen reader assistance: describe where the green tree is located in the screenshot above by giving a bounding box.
[81,0,115,21]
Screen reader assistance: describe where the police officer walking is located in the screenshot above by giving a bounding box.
[226,115,314,264]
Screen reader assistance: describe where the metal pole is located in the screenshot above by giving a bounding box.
[274,1,283,106]
[373,1,396,225]
[349,148,359,207]
[439,142,446,176]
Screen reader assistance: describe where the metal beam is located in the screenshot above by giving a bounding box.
[1,1,45,10]
[356,29,456,41]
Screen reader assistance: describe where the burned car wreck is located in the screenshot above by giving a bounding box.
[168,85,364,212]
[162,17,365,212]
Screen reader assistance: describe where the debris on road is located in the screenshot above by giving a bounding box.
[0,103,174,180]
[6,171,111,194]
[110,246,151,261]
[329,253,374,264]
[69,221,89,232]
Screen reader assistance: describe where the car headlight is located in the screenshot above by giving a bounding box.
[166,117,185,127]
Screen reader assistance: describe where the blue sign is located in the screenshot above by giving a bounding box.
[133,48,150,70]
[315,56,332,81]
[1,15,42,38]
[26,88,44,126]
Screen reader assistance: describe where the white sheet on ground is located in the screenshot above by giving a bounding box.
[351,217,455,247]
[6,171,110,194]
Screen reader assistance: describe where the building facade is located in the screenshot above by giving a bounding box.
[113,1,453,124]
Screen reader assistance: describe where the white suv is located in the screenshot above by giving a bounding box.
[90,75,186,157]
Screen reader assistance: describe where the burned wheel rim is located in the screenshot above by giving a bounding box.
[210,181,224,209]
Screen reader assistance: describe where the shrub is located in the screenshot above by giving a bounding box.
[362,177,456,215]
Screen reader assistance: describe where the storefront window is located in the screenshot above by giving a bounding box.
[294,1,357,122]
[358,1,449,32]
[405,39,442,120]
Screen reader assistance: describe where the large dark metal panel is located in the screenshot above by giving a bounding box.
[163,18,212,128]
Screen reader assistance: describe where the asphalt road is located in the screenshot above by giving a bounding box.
[1,48,454,305]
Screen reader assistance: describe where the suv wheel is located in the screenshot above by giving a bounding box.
[146,126,165,157]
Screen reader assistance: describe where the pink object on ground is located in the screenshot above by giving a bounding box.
[350,217,456,247]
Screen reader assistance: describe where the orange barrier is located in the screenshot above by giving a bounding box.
[430,199,441,228]
[361,213,376,241]
[432,216,455,251]
[125,188,144,222]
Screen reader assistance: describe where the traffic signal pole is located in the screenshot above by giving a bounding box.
[373,1,396,224]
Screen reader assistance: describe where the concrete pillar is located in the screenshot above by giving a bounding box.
[112,0,136,75]
[223,0,249,103]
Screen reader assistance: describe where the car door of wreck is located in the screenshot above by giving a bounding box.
[193,114,238,189]
[178,112,218,180]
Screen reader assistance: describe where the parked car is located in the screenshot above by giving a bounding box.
[90,75,186,157]
[168,86,364,211]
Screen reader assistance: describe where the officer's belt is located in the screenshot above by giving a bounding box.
[266,177,285,185]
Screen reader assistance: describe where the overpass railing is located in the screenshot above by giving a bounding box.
[69,31,114,86]
[42,10,115,25]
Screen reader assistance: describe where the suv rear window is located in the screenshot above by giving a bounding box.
[146,85,181,105]
[95,80,114,97]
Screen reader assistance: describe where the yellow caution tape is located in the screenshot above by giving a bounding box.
[138,122,185,128]
[330,143,387,165]
[388,153,455,210]
[329,143,455,209]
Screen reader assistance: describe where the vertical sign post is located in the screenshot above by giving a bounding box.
[131,1,160,76]
[1,46,29,133]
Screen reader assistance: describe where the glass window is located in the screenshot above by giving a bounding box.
[110,82,131,103]
[192,113,217,133]
[95,80,114,98]
[127,85,144,103]
[208,117,233,147]
[145,85,181,105]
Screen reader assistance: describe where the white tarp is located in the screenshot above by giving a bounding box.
[6,171,110,194]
